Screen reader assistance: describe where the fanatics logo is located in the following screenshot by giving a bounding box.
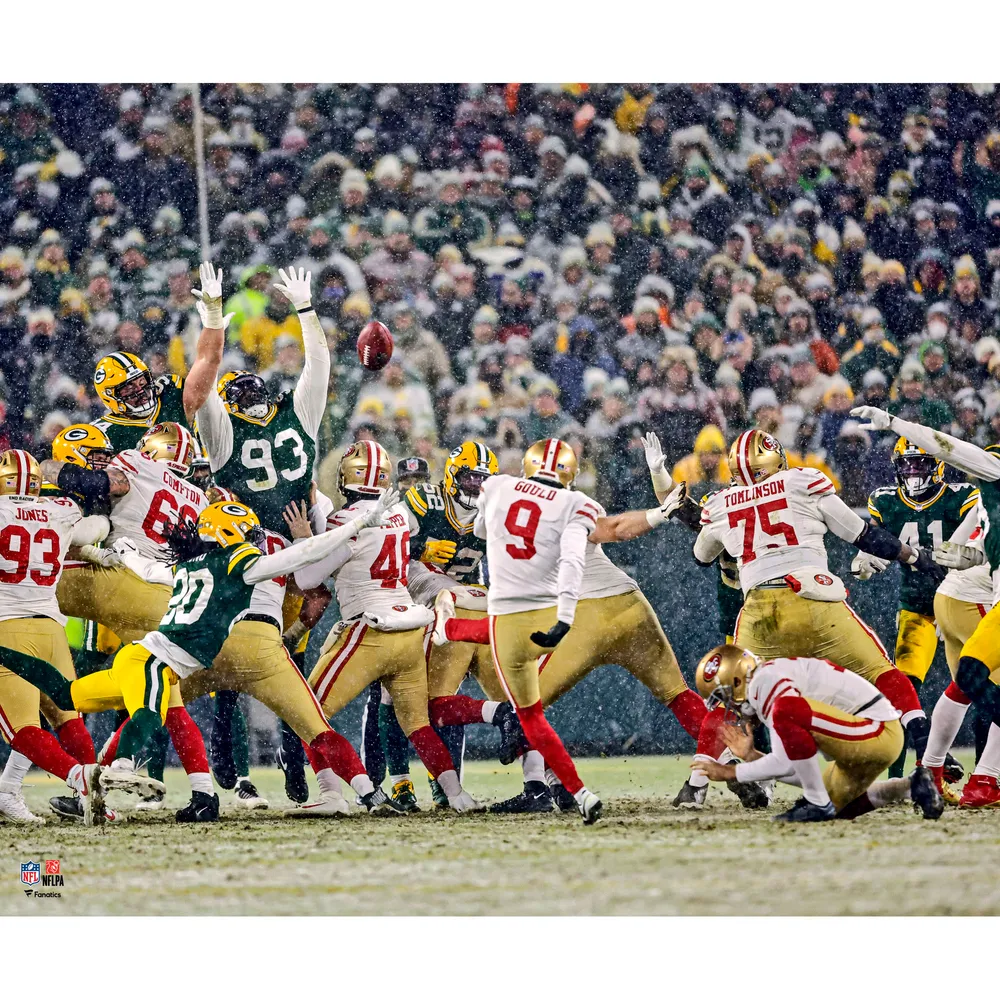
[20,862,40,886]
[814,574,833,586]
[702,654,722,681]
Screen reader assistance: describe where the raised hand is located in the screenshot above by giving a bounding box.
[641,431,665,474]
[273,266,313,311]
[849,406,892,432]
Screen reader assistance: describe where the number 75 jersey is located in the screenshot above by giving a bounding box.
[699,467,838,595]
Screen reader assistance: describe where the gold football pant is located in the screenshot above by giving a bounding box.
[180,620,330,742]
[536,591,688,708]
[71,642,179,722]
[934,594,991,677]
[282,592,309,655]
[735,587,894,684]
[894,609,938,684]
[0,617,79,740]
[804,698,904,810]
[488,607,559,709]
[57,565,171,645]
[309,623,431,736]
[955,602,1000,706]
[426,608,504,701]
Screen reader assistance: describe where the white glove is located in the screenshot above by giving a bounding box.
[851,551,889,580]
[190,261,227,328]
[646,481,687,527]
[77,544,121,569]
[641,431,665,474]
[355,489,400,530]
[447,789,482,812]
[849,406,893,432]
[933,541,986,570]
[273,266,313,311]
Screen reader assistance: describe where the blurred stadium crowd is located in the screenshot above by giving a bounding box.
[5,82,1000,511]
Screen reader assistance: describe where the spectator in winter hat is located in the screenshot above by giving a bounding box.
[840,307,902,389]
[788,342,832,413]
[818,377,855,455]
[888,360,953,430]
[919,341,968,401]
[671,424,731,487]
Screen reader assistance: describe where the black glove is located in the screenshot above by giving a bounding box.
[909,546,947,586]
[530,621,571,648]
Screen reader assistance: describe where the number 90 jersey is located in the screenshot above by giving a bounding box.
[475,474,601,616]
[699,467,838,595]
[106,450,208,560]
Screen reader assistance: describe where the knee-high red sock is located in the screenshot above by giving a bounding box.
[165,707,209,775]
[11,726,77,782]
[944,681,972,705]
[770,696,818,759]
[695,705,729,759]
[875,669,923,721]
[515,701,582,795]
[408,725,456,779]
[302,738,321,773]
[669,689,707,741]
[429,694,486,727]
[57,717,96,764]
[310,729,366,783]
[101,722,125,764]
[444,617,491,644]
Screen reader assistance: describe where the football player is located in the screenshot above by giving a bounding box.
[854,438,981,779]
[852,404,1000,807]
[691,428,946,801]
[692,644,943,821]
[0,449,155,824]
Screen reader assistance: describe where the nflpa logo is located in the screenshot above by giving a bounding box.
[45,860,60,876]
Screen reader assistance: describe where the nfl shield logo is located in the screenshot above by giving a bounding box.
[21,862,40,886]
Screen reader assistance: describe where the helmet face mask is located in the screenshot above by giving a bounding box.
[892,439,943,499]
[52,424,113,470]
[94,353,156,419]
[115,371,156,418]
[453,469,490,506]
[221,373,271,419]
[696,644,762,715]
[444,441,498,508]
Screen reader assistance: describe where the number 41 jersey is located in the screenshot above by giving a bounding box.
[699,467,839,595]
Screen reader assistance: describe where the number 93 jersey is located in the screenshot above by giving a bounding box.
[700,467,838,595]
[0,494,82,624]
[106,450,208,560]
[475,474,601,616]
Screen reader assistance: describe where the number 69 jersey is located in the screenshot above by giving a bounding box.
[699,467,841,595]
[0,493,83,624]
[106,450,207,559]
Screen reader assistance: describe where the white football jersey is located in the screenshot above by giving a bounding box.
[0,493,83,624]
[326,498,415,620]
[700,467,838,594]
[746,656,899,725]
[937,509,994,607]
[106,450,207,560]
[475,474,599,616]
[242,528,288,625]
[578,499,638,600]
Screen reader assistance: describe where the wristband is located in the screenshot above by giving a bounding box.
[296,304,314,314]
[646,506,668,528]
[650,468,672,496]
[203,301,224,328]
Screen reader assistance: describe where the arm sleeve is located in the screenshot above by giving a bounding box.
[309,488,335,536]
[243,514,361,584]
[555,520,589,624]
[292,310,330,442]
[119,548,173,586]
[70,515,110,546]
[947,501,983,546]
[473,496,488,539]
[197,387,234,473]
[889,416,1000,481]
[693,525,726,564]
[734,732,796,782]
[817,493,867,543]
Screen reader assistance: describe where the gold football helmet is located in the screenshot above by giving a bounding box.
[522,438,578,487]
[51,424,113,470]
[93,352,157,418]
[444,440,498,508]
[197,500,260,546]
[892,437,944,499]
[728,429,787,487]
[0,449,41,497]
[695,644,762,711]
[206,485,240,504]
[339,440,392,497]
[138,422,197,475]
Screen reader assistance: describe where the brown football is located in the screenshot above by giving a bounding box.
[357,321,394,371]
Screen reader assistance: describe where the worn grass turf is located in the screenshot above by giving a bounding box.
[3,752,998,915]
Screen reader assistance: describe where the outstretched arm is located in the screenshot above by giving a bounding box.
[642,431,674,502]
[589,482,691,543]
[40,461,129,499]
[183,262,233,424]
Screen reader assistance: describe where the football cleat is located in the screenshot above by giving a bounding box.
[943,753,965,785]
[773,797,836,822]
[427,776,449,808]
[100,758,166,799]
[80,764,106,828]
[447,789,482,812]
[176,790,220,823]
[277,736,309,804]
[0,791,45,824]
[286,792,351,817]
[927,764,961,806]
[577,789,603,824]
[390,779,421,812]
[727,777,773,809]
[910,765,945,819]
[234,778,268,810]
[549,779,578,812]
[432,589,455,646]
[672,779,708,810]
[958,773,1000,809]
[493,702,528,766]
[362,787,408,815]
[136,789,167,811]
[49,794,118,823]
[489,781,555,814]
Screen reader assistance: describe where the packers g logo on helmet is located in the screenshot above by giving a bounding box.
[52,424,114,469]
[444,440,498,508]
[339,440,391,497]
[729,429,787,487]
[522,438,578,487]
[94,352,157,419]
[892,437,944,499]
[138,422,197,475]
[197,501,260,546]
[0,449,41,497]
[695,644,762,712]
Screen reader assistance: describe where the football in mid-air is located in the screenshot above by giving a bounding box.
[357,321,394,371]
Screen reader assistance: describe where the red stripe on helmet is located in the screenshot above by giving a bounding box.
[364,440,378,487]
[13,450,30,494]
[542,437,559,476]
[737,431,753,486]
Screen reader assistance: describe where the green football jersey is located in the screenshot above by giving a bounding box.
[94,375,190,453]
[158,541,261,668]
[867,481,980,615]
[716,552,744,638]
[404,482,487,584]
[213,394,315,534]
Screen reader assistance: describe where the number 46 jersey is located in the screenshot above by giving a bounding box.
[699,467,843,595]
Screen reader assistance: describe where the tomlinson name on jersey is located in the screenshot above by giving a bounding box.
[725,478,786,507]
